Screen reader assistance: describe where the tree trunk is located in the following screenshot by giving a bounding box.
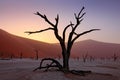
[62,51,70,71]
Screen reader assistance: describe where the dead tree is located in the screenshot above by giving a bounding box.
[0,52,3,58]
[10,54,14,59]
[82,53,88,63]
[35,50,39,60]
[20,52,23,59]
[89,56,95,62]
[76,57,80,61]
[112,53,118,61]
[25,7,100,72]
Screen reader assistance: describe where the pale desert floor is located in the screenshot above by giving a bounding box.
[0,58,120,80]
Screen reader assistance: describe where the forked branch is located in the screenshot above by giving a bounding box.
[27,11,63,46]
[55,14,59,26]
[74,6,85,30]
[35,12,55,27]
[67,7,85,49]
[63,22,74,42]
[72,29,100,43]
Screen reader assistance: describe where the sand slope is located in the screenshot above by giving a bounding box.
[0,29,120,58]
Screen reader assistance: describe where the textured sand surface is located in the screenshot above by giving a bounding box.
[0,59,119,80]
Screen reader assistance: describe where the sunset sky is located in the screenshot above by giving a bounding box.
[0,0,120,43]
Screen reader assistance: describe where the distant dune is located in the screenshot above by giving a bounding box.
[0,29,120,58]
[72,40,120,58]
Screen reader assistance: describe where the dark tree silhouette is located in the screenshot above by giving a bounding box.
[82,53,88,63]
[10,54,14,59]
[33,58,63,71]
[25,7,100,72]
[20,52,23,59]
[89,55,95,62]
[0,52,3,58]
[112,53,118,61]
[35,49,39,60]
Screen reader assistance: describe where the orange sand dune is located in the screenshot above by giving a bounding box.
[0,29,61,58]
[0,29,120,58]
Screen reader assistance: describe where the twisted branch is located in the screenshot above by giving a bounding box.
[33,58,62,71]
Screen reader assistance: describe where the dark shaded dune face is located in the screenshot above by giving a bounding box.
[0,29,59,58]
[0,29,120,58]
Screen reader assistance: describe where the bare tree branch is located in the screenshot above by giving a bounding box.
[35,12,63,44]
[33,58,62,71]
[73,32,78,35]
[70,21,74,29]
[35,12,55,27]
[79,12,86,19]
[32,12,64,50]
[74,8,85,30]
[63,22,74,42]
[72,29,100,43]
[25,27,54,35]
[78,6,85,17]
[67,7,85,46]
[66,7,86,57]
[55,14,59,26]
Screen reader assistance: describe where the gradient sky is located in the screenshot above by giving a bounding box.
[0,0,120,43]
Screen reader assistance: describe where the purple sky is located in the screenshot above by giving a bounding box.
[0,0,120,43]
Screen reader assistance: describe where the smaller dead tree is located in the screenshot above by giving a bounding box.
[82,53,88,63]
[20,52,23,59]
[35,50,39,60]
[112,53,118,61]
[76,57,80,61]
[100,57,105,60]
[89,56,95,62]
[0,52,3,58]
[10,54,14,59]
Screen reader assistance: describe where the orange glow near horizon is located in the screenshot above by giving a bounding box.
[0,0,120,44]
